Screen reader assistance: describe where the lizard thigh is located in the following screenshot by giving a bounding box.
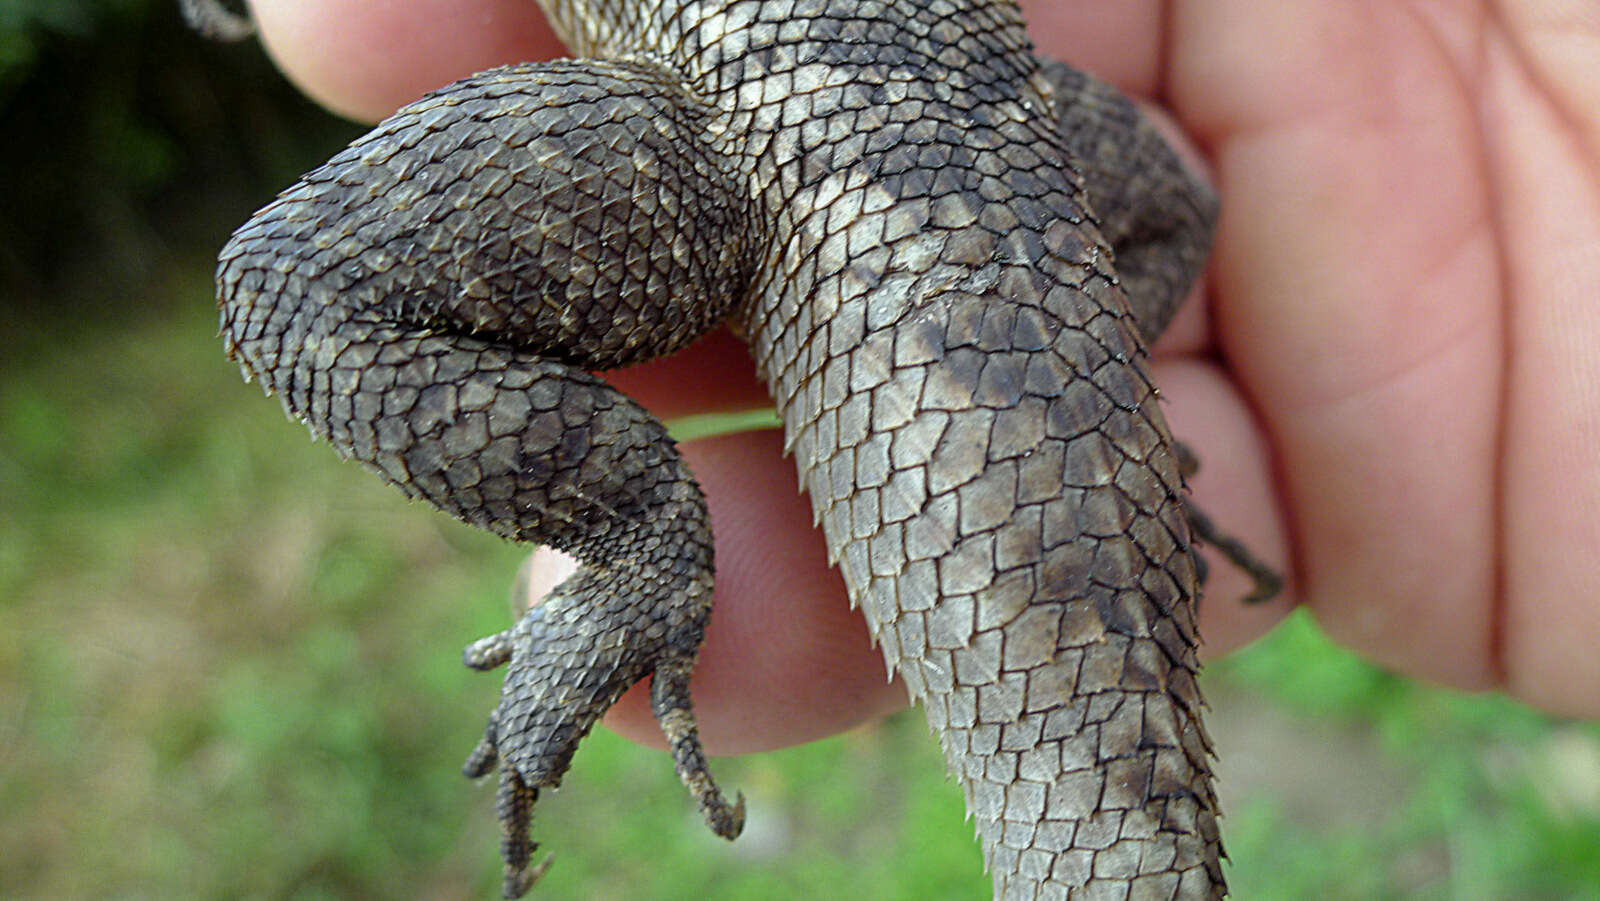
[217,57,754,384]
[1035,60,1218,345]
[214,56,758,550]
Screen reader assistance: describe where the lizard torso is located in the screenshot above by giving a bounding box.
[215,1,1229,897]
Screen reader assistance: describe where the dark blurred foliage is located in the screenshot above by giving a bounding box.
[0,0,358,331]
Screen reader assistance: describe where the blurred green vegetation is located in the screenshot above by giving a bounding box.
[0,0,357,319]
[3,2,1599,899]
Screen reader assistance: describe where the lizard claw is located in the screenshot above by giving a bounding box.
[503,851,554,899]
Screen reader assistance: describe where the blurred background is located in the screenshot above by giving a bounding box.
[2,2,1598,898]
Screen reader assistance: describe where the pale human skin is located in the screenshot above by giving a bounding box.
[243,0,1600,750]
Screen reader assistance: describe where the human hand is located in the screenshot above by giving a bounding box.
[1153,1,1600,719]
[243,0,1600,752]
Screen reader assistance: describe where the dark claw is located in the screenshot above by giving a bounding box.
[710,790,748,840]
[503,853,553,899]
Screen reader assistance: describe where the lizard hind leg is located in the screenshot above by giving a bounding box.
[1040,64,1283,607]
[211,55,762,897]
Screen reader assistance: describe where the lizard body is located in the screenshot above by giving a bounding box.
[213,1,1256,897]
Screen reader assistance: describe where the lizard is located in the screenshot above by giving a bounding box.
[201,0,1280,897]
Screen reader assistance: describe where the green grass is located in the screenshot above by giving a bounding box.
[2,256,1597,899]
[1211,615,1600,901]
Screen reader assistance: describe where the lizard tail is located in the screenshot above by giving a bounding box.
[776,288,1225,899]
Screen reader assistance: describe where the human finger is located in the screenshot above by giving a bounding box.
[248,0,562,121]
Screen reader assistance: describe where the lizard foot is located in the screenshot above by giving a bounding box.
[1186,503,1283,605]
[459,567,740,896]
[1174,440,1284,604]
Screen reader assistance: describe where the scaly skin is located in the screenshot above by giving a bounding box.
[214,2,1253,898]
